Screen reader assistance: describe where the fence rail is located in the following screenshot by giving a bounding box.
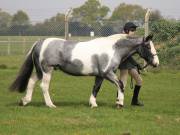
[0,36,95,55]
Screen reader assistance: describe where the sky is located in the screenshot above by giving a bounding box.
[0,0,179,22]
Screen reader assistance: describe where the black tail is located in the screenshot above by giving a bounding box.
[9,51,34,93]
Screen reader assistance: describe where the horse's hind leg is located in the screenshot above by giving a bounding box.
[40,70,56,108]
[20,74,38,106]
[89,76,103,108]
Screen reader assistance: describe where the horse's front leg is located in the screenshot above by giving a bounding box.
[89,76,104,108]
[105,71,124,109]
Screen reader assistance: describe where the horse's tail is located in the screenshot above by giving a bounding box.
[9,42,36,93]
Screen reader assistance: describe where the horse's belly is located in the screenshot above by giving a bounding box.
[60,61,94,75]
[71,57,94,75]
[70,54,113,75]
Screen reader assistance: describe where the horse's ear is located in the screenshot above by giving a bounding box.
[145,34,153,42]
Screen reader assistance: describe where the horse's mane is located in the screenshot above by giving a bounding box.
[107,34,142,44]
[107,34,128,40]
[113,35,143,50]
[126,36,142,44]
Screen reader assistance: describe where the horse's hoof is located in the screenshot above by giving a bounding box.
[91,104,98,109]
[19,99,24,106]
[19,99,28,106]
[19,97,31,106]
[116,104,123,109]
[47,104,56,108]
[89,95,98,109]
[89,101,98,108]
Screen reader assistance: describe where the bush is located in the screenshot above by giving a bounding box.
[158,45,180,67]
[150,19,179,42]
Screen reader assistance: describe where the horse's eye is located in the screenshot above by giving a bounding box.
[144,43,151,49]
[147,45,151,49]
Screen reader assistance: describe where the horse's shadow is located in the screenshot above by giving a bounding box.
[7,100,112,108]
[6,101,44,107]
[55,101,109,107]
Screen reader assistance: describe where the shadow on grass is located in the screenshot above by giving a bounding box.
[6,100,115,108]
[55,101,111,107]
[6,101,45,107]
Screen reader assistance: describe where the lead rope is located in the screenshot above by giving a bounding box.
[130,76,134,89]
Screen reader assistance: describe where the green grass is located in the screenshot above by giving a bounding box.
[0,55,180,135]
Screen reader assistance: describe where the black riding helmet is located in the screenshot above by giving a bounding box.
[123,22,138,34]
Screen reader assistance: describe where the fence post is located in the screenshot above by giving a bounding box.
[144,9,151,70]
[7,37,11,55]
[22,37,26,54]
[65,8,72,40]
[145,9,151,37]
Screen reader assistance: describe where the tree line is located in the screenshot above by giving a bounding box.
[0,0,179,40]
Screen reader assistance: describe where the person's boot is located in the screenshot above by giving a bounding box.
[131,85,144,106]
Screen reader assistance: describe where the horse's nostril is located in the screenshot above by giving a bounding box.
[153,63,158,67]
[153,65,157,67]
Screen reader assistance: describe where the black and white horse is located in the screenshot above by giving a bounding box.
[10,34,159,108]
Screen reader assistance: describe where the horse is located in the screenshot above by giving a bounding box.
[9,34,159,108]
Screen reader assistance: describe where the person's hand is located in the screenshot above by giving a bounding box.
[136,64,143,70]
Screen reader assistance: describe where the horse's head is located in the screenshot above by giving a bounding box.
[136,34,159,67]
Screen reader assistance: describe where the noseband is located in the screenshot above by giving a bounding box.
[141,53,158,70]
[152,53,158,56]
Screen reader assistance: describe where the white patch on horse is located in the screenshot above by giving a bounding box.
[116,90,124,105]
[21,74,38,105]
[39,38,65,65]
[89,94,98,108]
[150,41,159,66]
[40,70,56,108]
[71,38,117,74]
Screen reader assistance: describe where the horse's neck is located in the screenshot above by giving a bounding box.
[116,42,139,63]
[122,47,137,61]
[116,36,142,55]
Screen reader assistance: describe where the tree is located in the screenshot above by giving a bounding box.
[11,10,30,25]
[150,19,179,41]
[71,0,110,36]
[72,0,110,25]
[0,9,12,35]
[150,10,163,22]
[110,3,146,24]
[10,10,30,35]
[43,13,65,35]
[27,13,65,36]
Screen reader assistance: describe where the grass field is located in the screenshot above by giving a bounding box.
[0,55,180,135]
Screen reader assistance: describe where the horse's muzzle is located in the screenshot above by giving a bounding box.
[151,55,159,67]
[152,62,159,67]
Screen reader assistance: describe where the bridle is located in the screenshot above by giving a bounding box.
[141,53,158,69]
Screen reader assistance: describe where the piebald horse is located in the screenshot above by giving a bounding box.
[10,34,159,108]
